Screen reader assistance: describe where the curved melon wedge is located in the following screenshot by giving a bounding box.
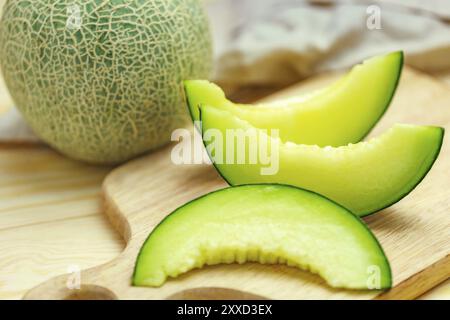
[200,106,444,216]
[133,185,392,289]
[185,51,403,146]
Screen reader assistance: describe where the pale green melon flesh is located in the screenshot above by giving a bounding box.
[185,51,403,146]
[0,0,212,164]
[200,106,444,216]
[133,185,391,289]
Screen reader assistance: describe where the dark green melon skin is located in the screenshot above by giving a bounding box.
[0,0,212,164]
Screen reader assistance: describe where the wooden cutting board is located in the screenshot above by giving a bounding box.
[20,67,450,300]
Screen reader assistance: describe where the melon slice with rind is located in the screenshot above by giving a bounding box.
[185,51,403,147]
[200,105,444,216]
[133,185,392,289]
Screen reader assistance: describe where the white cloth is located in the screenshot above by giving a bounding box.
[207,0,450,86]
[0,107,38,142]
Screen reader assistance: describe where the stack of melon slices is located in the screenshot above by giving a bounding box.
[133,52,444,290]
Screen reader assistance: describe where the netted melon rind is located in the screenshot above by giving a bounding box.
[0,0,212,164]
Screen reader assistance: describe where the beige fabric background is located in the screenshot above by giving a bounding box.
[207,0,450,86]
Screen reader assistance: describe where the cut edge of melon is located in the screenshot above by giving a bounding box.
[132,184,392,290]
[198,105,444,217]
[183,51,404,144]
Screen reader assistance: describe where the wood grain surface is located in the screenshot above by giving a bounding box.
[19,67,450,300]
[0,146,124,299]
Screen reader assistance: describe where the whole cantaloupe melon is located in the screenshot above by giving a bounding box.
[0,0,212,163]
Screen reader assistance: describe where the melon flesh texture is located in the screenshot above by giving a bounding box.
[133,185,392,289]
[200,106,444,216]
[0,0,212,164]
[185,51,403,147]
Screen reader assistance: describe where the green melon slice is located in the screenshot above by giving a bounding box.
[185,51,403,147]
[133,185,392,289]
[200,106,444,216]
